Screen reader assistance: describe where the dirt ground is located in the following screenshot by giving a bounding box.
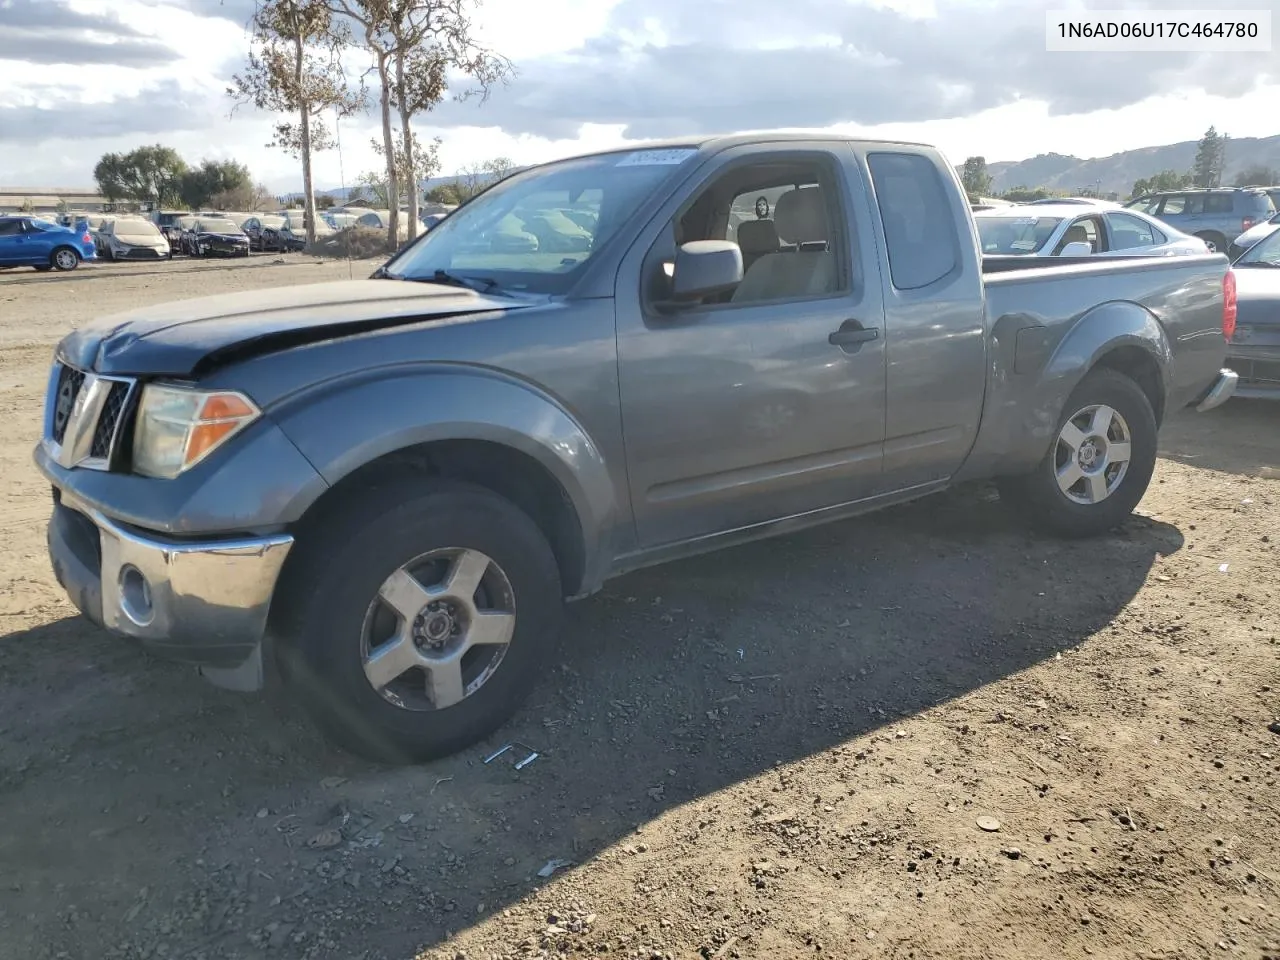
[0,257,1277,960]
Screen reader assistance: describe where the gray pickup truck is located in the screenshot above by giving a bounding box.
[37,135,1238,762]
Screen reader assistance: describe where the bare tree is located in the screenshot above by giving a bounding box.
[328,0,511,242]
[230,0,362,245]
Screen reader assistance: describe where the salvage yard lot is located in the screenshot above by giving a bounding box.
[0,260,1277,960]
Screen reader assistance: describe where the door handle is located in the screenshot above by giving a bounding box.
[828,321,879,349]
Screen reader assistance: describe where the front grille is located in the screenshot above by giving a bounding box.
[90,380,131,459]
[46,363,136,470]
[51,365,86,443]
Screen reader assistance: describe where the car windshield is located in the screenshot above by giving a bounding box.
[383,147,699,294]
[1236,227,1280,266]
[115,221,162,240]
[200,219,243,234]
[975,215,1065,254]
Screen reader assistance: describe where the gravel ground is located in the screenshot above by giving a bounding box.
[0,257,1277,960]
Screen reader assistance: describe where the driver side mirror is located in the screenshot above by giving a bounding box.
[667,240,744,304]
[1059,241,1093,257]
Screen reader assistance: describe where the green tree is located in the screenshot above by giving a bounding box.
[1131,169,1193,198]
[960,156,992,198]
[1001,186,1056,203]
[1233,164,1278,187]
[93,145,188,206]
[424,183,464,205]
[315,193,336,209]
[230,0,362,245]
[1192,126,1227,188]
[179,159,253,209]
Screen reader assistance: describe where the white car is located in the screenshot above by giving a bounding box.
[974,203,1208,258]
[1231,211,1280,257]
[98,217,171,261]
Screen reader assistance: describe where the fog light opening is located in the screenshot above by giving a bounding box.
[119,564,155,626]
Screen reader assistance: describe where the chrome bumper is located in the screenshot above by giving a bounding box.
[1195,368,1238,413]
[48,491,293,690]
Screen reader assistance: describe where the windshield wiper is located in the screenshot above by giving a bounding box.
[1237,260,1280,268]
[413,269,501,294]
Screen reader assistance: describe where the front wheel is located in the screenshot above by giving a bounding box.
[997,367,1158,538]
[273,478,563,763]
[51,247,80,271]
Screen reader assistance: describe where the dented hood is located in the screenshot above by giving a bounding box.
[58,279,527,376]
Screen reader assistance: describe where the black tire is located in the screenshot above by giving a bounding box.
[996,367,1157,538]
[50,246,80,271]
[1196,231,1227,254]
[273,478,563,763]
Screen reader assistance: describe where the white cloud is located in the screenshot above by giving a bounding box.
[0,0,1277,195]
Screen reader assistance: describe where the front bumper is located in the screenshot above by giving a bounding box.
[1194,368,1239,412]
[47,490,293,687]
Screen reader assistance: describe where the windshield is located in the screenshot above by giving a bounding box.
[261,216,285,229]
[199,220,243,235]
[1236,227,1280,266]
[975,215,1064,254]
[116,221,162,240]
[383,147,698,294]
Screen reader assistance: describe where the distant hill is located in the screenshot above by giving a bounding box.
[984,134,1280,196]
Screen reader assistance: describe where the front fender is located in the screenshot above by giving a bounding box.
[270,364,619,590]
[961,301,1171,479]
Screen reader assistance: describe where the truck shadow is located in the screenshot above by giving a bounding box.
[0,486,1183,959]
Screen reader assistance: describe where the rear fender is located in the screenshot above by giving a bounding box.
[271,365,619,592]
[964,301,1171,478]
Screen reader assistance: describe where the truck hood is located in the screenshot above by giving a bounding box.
[59,279,530,376]
[1234,266,1280,328]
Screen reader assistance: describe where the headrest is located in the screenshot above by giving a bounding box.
[774,187,829,244]
[1063,224,1089,244]
[736,218,780,254]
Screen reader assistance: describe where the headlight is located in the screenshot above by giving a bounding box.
[132,385,260,479]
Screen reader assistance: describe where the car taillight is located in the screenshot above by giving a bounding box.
[82,231,92,243]
[1242,217,1256,233]
[1222,270,1237,341]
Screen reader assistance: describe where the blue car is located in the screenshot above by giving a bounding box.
[0,215,97,272]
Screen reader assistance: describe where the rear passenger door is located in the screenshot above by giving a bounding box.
[0,219,25,263]
[862,151,987,489]
[615,143,888,548]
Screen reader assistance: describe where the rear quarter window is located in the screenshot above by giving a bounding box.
[866,152,959,290]
[1204,194,1234,214]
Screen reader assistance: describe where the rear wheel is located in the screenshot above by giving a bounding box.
[274,478,563,763]
[51,247,80,271]
[997,367,1157,538]
[1196,231,1227,254]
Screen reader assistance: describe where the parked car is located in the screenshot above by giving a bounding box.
[153,210,192,248]
[183,217,250,257]
[269,210,333,250]
[0,215,96,271]
[35,134,1236,762]
[1226,225,1280,398]
[242,214,286,251]
[1230,209,1280,259]
[1125,188,1276,254]
[98,217,171,261]
[974,203,1208,257]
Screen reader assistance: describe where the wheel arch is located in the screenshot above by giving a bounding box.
[270,367,624,600]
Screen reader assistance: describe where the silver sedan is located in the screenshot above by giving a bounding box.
[975,203,1209,258]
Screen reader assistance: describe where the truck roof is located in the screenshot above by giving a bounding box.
[553,132,935,163]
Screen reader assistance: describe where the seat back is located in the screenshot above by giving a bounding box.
[732,188,836,303]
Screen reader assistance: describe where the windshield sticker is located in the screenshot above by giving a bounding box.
[615,149,697,166]
[1010,239,1037,251]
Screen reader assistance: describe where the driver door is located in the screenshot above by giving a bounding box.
[614,144,887,549]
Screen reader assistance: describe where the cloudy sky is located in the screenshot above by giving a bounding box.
[1,0,1278,193]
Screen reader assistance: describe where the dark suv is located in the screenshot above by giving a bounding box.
[1125,188,1275,254]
